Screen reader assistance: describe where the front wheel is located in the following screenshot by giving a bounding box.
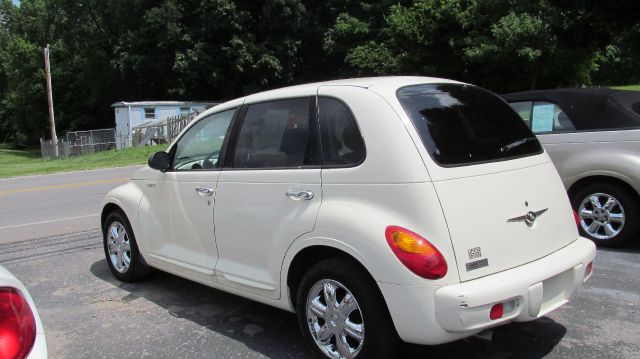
[103,210,153,281]
[296,258,398,359]
[572,182,639,247]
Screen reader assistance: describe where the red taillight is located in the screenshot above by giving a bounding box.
[573,210,580,228]
[0,287,36,359]
[490,303,504,320]
[385,226,448,279]
[586,261,593,277]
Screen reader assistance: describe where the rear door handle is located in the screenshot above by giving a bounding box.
[195,187,214,196]
[285,190,314,201]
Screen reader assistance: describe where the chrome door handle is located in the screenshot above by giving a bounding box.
[285,190,314,201]
[195,187,214,196]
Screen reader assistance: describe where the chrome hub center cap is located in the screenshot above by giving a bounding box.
[328,311,346,333]
[593,208,609,223]
[330,314,340,327]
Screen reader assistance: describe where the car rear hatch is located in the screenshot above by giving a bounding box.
[396,83,579,281]
[432,162,577,281]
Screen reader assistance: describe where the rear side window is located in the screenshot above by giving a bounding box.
[508,101,575,133]
[397,84,542,166]
[232,98,316,169]
[318,97,365,166]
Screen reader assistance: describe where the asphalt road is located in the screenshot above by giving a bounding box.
[0,167,639,358]
[0,166,141,244]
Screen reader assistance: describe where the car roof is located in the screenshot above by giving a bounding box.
[241,76,465,103]
[501,88,640,130]
[196,76,468,125]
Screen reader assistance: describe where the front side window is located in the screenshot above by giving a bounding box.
[318,97,365,166]
[171,108,236,170]
[232,98,315,169]
[397,84,542,166]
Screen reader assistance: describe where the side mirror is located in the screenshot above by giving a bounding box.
[148,151,171,172]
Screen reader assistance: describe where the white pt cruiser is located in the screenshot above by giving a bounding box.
[101,77,596,358]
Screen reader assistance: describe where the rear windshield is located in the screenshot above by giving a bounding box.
[397,84,543,166]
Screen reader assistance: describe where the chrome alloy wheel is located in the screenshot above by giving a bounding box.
[107,221,132,273]
[579,192,625,240]
[306,279,365,359]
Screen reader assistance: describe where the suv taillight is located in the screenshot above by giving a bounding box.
[0,287,36,359]
[385,226,448,279]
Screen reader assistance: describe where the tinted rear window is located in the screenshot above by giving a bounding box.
[397,84,543,166]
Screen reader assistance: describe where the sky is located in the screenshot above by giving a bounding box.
[12,0,20,6]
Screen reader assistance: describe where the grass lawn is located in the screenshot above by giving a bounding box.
[611,85,640,91]
[0,144,166,179]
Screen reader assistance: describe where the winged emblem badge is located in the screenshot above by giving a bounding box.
[507,208,548,226]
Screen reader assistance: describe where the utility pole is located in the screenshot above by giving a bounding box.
[43,44,58,157]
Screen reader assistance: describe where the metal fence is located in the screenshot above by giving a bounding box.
[125,112,198,149]
[39,112,200,158]
[40,128,117,159]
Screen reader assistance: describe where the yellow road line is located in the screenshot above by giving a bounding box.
[0,178,129,196]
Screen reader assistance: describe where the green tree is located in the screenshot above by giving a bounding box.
[324,0,640,92]
[592,24,640,86]
[1,0,638,148]
[0,0,49,146]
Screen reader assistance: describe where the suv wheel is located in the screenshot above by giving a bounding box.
[296,258,398,359]
[572,182,639,247]
[103,210,153,281]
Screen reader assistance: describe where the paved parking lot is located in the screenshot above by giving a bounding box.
[2,230,638,358]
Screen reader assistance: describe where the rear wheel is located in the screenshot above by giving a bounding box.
[571,182,639,247]
[296,258,398,359]
[103,210,153,281]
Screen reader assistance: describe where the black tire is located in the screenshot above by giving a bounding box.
[571,182,639,247]
[103,210,153,281]
[296,258,399,359]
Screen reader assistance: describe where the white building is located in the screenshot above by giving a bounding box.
[112,101,218,147]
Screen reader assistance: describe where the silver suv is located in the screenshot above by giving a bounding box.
[504,88,640,247]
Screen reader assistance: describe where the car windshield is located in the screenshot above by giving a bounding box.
[397,83,543,166]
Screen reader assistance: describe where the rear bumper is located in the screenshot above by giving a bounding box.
[378,237,596,345]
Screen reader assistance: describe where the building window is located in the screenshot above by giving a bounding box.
[144,108,155,119]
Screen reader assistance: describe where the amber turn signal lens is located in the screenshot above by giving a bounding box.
[391,231,437,255]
